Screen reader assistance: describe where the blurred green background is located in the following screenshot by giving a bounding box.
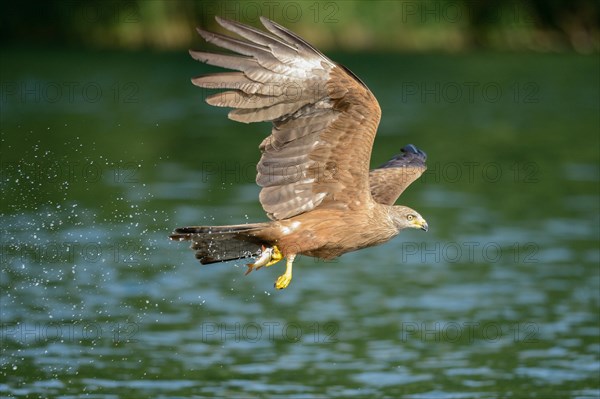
[1,0,599,52]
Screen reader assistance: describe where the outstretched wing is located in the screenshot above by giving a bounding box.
[191,17,381,220]
[369,144,427,205]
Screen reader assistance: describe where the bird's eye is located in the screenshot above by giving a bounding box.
[407,215,414,221]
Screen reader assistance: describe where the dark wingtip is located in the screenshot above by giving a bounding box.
[170,226,204,240]
[174,226,209,234]
[169,233,191,241]
[401,144,418,154]
[401,144,427,160]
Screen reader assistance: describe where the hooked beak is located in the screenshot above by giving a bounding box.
[412,218,428,232]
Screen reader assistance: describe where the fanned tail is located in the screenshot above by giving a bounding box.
[170,223,271,264]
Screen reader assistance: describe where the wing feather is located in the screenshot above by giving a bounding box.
[369,144,427,205]
[192,73,283,95]
[189,50,258,71]
[191,17,381,219]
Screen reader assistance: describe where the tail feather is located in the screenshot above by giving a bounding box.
[170,222,271,264]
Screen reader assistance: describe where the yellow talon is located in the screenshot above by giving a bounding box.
[275,273,291,290]
[274,254,295,290]
[265,245,283,266]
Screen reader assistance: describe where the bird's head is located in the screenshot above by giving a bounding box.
[390,206,428,232]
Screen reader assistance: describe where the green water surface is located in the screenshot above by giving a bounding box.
[1,48,599,398]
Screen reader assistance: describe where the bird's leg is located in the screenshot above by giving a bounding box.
[245,245,282,275]
[274,254,296,290]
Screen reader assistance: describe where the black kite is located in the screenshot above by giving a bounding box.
[170,17,428,289]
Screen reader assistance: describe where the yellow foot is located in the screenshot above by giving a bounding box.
[274,254,296,290]
[265,245,283,266]
[245,245,282,275]
[275,273,291,290]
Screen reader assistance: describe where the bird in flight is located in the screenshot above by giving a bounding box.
[170,16,429,289]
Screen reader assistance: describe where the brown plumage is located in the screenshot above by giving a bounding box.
[170,17,429,289]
